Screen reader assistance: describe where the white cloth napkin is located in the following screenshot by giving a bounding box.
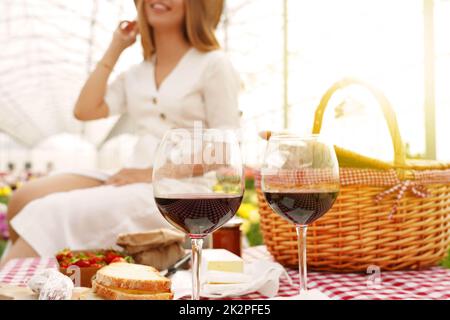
[171,260,292,299]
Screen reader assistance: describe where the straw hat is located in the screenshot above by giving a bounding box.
[133,0,224,28]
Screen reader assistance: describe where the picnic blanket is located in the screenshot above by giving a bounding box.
[1,246,449,300]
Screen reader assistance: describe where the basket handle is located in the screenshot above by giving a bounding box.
[312,77,406,167]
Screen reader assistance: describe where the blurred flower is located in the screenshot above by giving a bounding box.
[237,203,256,219]
[248,210,260,224]
[245,168,257,179]
[240,220,251,234]
[212,185,224,193]
[237,176,264,246]
[0,186,12,197]
[0,211,9,240]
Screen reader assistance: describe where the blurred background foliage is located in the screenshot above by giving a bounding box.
[0,186,11,258]
[237,175,263,247]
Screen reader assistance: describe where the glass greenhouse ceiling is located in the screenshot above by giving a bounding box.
[1,0,449,162]
[0,0,139,147]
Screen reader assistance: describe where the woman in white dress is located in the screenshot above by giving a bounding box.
[2,0,240,263]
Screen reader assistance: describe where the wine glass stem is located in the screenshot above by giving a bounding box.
[190,237,204,300]
[296,225,308,295]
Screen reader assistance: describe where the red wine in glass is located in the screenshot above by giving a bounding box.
[261,134,340,296]
[263,191,338,225]
[153,128,244,300]
[155,194,243,237]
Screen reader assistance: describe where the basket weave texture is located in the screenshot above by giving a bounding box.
[257,78,450,272]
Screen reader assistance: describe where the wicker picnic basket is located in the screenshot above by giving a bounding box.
[256,78,450,272]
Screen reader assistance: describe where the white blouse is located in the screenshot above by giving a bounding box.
[105,48,241,168]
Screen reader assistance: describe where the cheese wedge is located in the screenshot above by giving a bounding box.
[201,249,244,274]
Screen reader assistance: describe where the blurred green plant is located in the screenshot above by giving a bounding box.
[237,175,264,247]
[0,240,5,259]
[441,248,450,269]
[0,185,12,205]
[0,186,11,259]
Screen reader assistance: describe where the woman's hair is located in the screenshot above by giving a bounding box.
[136,0,224,60]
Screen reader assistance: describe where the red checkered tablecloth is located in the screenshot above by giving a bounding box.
[1,246,450,300]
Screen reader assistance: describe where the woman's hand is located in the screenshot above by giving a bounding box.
[105,168,152,186]
[73,20,139,122]
[110,20,139,52]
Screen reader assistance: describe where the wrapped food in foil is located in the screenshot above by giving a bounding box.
[27,269,74,300]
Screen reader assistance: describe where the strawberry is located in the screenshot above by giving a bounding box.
[105,252,122,264]
[74,259,91,268]
[56,249,73,261]
[59,258,71,267]
[110,257,126,264]
[56,254,65,262]
[89,255,104,264]
[58,249,130,266]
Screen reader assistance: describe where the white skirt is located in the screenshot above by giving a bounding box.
[10,173,173,257]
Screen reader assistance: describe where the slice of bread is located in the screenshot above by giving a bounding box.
[95,263,171,293]
[92,281,173,300]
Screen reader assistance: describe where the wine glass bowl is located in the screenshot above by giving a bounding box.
[154,195,243,236]
[152,128,244,300]
[261,133,339,295]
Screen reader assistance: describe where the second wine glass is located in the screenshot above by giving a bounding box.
[261,133,339,296]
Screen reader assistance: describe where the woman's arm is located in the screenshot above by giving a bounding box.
[73,21,138,121]
[105,168,153,186]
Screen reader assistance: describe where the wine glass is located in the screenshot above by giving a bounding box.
[152,128,244,300]
[261,133,339,296]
